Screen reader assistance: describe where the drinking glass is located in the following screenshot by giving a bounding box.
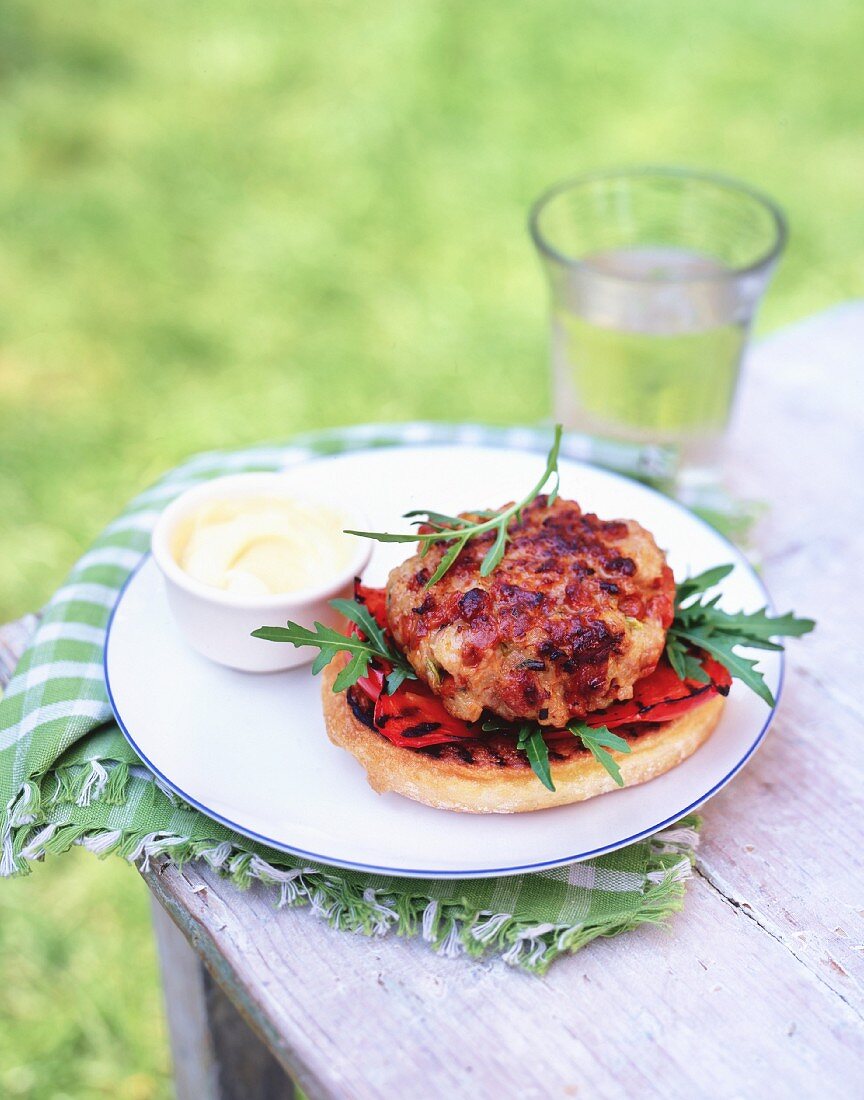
[530,168,786,486]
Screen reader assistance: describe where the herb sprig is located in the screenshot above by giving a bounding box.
[345,425,563,587]
[483,715,630,790]
[568,722,631,787]
[664,565,815,707]
[517,726,555,792]
[251,598,415,695]
[482,716,553,791]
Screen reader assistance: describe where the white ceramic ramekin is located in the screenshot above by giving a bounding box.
[150,472,372,673]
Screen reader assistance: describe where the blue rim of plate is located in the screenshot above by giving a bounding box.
[104,443,784,879]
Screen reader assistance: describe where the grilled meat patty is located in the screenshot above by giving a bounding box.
[385,495,675,727]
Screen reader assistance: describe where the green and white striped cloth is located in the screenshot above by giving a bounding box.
[0,423,701,973]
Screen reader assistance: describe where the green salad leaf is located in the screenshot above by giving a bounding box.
[252,601,415,695]
[516,725,556,792]
[665,565,815,707]
[568,721,632,787]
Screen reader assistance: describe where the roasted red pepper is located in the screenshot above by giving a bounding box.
[345,585,731,749]
[588,656,731,729]
[373,685,476,748]
[354,580,387,630]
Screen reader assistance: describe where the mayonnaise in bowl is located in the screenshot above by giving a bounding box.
[151,473,372,672]
[175,496,355,598]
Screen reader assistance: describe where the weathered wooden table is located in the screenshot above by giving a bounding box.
[2,304,862,1098]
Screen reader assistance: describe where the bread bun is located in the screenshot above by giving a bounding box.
[321,663,725,814]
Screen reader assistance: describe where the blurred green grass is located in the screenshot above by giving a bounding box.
[0,849,170,1099]
[2,1,862,1095]
[3,0,864,622]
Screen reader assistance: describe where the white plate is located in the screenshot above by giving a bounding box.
[105,444,782,878]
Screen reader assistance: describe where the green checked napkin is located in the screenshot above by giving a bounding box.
[0,423,702,974]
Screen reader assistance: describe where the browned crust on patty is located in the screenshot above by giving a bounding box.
[385,496,675,728]
[321,663,725,814]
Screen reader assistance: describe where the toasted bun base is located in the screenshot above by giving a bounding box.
[321,664,725,814]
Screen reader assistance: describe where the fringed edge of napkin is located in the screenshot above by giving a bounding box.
[4,777,700,974]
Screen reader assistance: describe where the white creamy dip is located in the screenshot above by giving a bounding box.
[175,496,354,597]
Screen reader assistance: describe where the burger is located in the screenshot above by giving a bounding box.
[320,494,729,813]
[254,432,812,814]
